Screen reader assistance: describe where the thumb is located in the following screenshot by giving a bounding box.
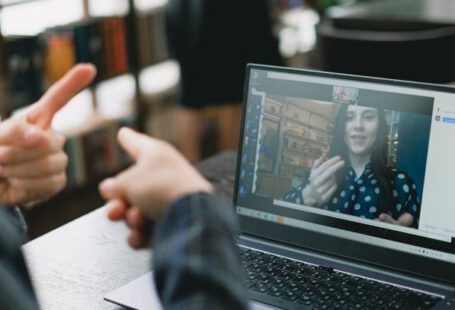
[117,127,155,161]
[99,178,126,201]
[0,119,44,147]
[27,63,97,129]
[378,213,395,224]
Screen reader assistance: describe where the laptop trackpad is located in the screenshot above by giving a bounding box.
[104,271,277,309]
[104,272,162,310]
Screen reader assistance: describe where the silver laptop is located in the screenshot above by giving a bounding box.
[106,65,455,309]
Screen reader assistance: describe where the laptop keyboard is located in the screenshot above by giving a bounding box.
[240,247,441,310]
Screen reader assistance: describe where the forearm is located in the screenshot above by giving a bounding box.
[152,193,248,310]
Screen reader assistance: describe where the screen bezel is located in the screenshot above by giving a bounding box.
[234,64,455,285]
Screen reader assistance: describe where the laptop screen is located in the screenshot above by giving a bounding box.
[235,65,455,266]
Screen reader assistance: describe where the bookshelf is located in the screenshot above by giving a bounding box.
[0,0,179,239]
[0,0,173,190]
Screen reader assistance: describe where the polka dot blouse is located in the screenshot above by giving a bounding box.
[283,164,421,227]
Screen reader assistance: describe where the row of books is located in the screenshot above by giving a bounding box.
[2,12,168,116]
[284,120,332,144]
[65,117,135,188]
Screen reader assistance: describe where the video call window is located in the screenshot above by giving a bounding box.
[249,86,431,230]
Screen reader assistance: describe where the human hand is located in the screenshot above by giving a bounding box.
[0,64,96,206]
[377,212,414,227]
[100,128,213,247]
[106,199,153,249]
[302,156,345,206]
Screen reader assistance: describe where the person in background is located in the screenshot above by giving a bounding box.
[166,0,283,163]
[283,104,420,227]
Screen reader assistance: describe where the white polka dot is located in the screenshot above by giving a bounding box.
[341,191,346,197]
[359,187,366,192]
[369,206,377,213]
[398,173,405,179]
[365,196,371,202]
[344,202,349,208]
[296,198,301,204]
[357,179,363,185]
[393,190,398,197]
[349,185,354,190]
[412,204,417,212]
[291,193,296,198]
[368,174,374,179]
[354,204,361,210]
[412,184,416,190]
[351,194,356,201]
[417,196,420,203]
[403,184,409,193]
[375,187,380,194]
[371,179,378,185]
[349,170,353,176]
[332,197,338,204]
[390,180,394,185]
[396,204,402,212]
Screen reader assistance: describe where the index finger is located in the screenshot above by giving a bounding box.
[315,156,342,174]
[313,160,345,187]
[312,156,325,169]
[27,64,97,129]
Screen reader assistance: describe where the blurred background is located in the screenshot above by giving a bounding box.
[0,0,453,238]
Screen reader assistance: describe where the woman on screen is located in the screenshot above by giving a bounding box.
[283,104,421,228]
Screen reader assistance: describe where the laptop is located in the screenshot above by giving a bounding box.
[105,64,455,309]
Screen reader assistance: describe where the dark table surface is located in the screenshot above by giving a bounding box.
[22,151,238,310]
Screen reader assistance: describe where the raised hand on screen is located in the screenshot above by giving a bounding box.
[301,156,345,206]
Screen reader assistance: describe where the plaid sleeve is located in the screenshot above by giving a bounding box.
[0,209,38,310]
[153,192,248,310]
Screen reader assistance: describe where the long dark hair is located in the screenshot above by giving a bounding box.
[328,104,393,214]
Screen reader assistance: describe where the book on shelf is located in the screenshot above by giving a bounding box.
[3,35,44,115]
[43,28,76,85]
[100,17,129,78]
[135,9,168,68]
[73,20,104,81]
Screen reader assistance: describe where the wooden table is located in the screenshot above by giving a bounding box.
[22,151,237,310]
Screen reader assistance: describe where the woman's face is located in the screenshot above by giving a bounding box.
[344,105,379,157]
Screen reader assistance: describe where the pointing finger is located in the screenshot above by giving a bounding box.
[117,127,159,161]
[27,64,97,129]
